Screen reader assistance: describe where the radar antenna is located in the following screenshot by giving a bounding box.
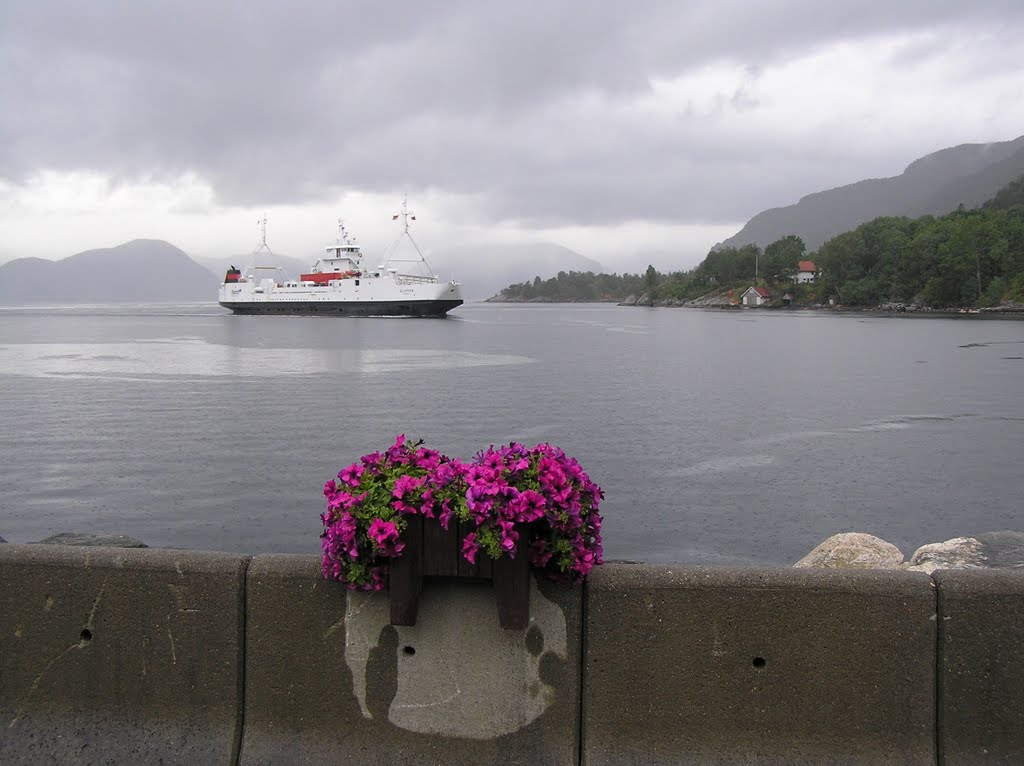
[336,218,357,247]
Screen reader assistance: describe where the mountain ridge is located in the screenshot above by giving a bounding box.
[0,239,217,305]
[718,134,1024,252]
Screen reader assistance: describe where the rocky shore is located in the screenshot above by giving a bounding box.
[619,291,739,309]
[793,531,1024,573]
[0,532,148,547]
[617,292,1024,317]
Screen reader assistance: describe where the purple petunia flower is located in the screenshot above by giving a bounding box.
[461,532,479,564]
[338,463,364,487]
[368,518,405,556]
[392,474,426,514]
[498,520,518,554]
[321,436,603,589]
[509,489,546,523]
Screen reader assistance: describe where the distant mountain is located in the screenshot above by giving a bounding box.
[0,239,216,304]
[427,242,604,300]
[718,134,1024,252]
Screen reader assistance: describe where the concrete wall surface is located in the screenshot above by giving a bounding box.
[935,569,1024,765]
[240,553,582,765]
[582,564,937,766]
[0,544,249,766]
[3,545,1024,765]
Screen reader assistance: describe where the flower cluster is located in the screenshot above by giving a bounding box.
[321,435,604,590]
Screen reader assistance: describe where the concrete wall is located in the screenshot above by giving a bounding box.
[583,565,936,765]
[241,554,581,765]
[0,544,248,765]
[2,544,1023,765]
[935,569,1024,765]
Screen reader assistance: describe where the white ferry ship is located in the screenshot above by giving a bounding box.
[218,201,463,317]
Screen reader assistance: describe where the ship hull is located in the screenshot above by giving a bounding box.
[219,298,463,317]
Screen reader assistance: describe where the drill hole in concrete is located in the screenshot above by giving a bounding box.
[402,645,416,656]
[752,656,766,669]
[80,629,92,642]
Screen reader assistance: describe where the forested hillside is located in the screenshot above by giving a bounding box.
[811,205,1024,307]
[491,269,646,302]
[491,175,1024,309]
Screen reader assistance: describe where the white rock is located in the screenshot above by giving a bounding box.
[794,532,904,569]
[905,537,985,574]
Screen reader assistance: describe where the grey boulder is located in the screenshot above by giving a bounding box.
[794,532,905,569]
[32,532,149,548]
[907,531,1024,574]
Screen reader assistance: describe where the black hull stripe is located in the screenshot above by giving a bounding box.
[218,299,463,317]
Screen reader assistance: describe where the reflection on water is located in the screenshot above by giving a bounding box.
[0,340,534,379]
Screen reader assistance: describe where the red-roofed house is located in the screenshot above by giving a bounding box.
[796,260,817,283]
[741,286,771,306]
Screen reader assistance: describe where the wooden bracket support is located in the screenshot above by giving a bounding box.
[388,518,531,630]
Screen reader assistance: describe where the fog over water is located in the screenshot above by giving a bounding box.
[1,302,1021,565]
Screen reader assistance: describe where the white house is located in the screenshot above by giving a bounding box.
[796,260,817,284]
[741,286,771,306]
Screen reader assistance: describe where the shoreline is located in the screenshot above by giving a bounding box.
[680,305,1024,320]
[485,297,1024,319]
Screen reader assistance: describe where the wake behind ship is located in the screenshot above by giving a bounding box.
[218,202,463,317]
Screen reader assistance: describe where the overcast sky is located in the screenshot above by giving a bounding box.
[2,0,1023,271]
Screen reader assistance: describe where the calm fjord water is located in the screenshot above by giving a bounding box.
[1,302,1021,565]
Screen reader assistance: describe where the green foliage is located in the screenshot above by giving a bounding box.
[980,276,1007,307]
[762,235,806,281]
[815,192,1024,307]
[1008,273,1024,303]
[644,264,658,294]
[496,269,646,302]
[693,243,760,285]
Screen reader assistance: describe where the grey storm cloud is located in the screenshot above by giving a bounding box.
[2,0,1023,226]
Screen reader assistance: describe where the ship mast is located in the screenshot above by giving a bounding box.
[335,218,357,248]
[244,213,282,278]
[397,196,414,236]
[251,214,276,259]
[381,194,435,278]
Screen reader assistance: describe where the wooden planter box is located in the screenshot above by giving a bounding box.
[389,517,531,630]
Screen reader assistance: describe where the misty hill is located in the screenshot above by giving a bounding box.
[427,242,603,300]
[0,239,216,305]
[718,134,1024,252]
